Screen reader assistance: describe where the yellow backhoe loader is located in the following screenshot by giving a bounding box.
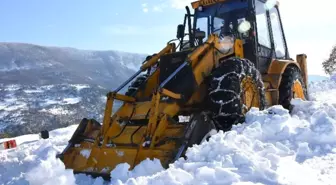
[57,0,308,179]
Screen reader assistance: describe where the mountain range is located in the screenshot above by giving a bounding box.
[0,42,146,138]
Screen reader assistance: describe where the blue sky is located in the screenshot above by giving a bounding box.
[0,0,186,54]
[0,0,335,75]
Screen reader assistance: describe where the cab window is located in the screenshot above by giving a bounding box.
[255,0,271,48]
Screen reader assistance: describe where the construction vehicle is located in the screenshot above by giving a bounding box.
[57,0,308,179]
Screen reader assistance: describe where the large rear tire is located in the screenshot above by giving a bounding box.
[278,65,307,111]
[207,57,266,131]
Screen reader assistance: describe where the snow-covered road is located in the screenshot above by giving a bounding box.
[1,76,336,185]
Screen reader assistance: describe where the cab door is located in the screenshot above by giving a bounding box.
[255,0,273,74]
[268,4,289,60]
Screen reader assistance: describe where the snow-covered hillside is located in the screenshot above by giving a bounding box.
[0,43,145,88]
[0,83,111,137]
[0,42,146,137]
[1,76,336,185]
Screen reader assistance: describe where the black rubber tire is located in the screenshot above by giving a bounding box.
[207,57,266,131]
[125,74,148,96]
[278,65,308,111]
[40,130,49,139]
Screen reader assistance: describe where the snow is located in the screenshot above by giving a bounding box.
[110,158,164,183]
[70,84,90,91]
[308,73,336,105]
[23,89,44,94]
[2,103,27,111]
[44,99,61,105]
[331,73,336,81]
[4,84,21,91]
[1,76,336,185]
[80,149,92,159]
[43,97,81,106]
[63,97,81,104]
[0,96,27,112]
[40,107,74,115]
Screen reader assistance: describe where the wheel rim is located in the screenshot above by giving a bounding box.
[292,80,305,100]
[241,76,260,114]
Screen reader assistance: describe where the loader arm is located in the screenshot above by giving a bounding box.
[57,34,240,178]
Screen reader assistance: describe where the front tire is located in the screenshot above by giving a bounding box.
[207,58,266,131]
[278,65,307,111]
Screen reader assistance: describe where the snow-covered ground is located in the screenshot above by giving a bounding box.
[1,76,336,185]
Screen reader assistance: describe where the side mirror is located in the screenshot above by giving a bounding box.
[176,24,185,39]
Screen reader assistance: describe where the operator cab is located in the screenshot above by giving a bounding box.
[194,0,249,42]
[176,0,289,74]
[159,0,289,98]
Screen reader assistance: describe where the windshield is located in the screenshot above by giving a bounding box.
[194,0,248,38]
[195,17,209,42]
[213,17,225,35]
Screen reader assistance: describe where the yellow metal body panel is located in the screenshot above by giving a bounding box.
[161,88,182,99]
[292,81,305,100]
[241,76,260,114]
[59,27,308,178]
[234,39,244,58]
[265,59,300,89]
[62,125,185,174]
[191,0,280,9]
[191,0,229,9]
[296,54,308,88]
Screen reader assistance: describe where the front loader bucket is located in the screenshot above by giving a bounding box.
[57,117,186,179]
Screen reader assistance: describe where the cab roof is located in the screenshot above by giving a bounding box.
[191,0,280,9]
[191,0,230,9]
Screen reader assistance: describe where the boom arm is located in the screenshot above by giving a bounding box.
[57,34,239,177]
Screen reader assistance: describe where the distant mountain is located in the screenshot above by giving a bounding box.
[308,75,329,83]
[0,42,146,138]
[0,42,146,88]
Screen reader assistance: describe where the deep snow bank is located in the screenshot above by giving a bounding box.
[1,76,336,185]
[109,102,336,185]
[308,73,336,104]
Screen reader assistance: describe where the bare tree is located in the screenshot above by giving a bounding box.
[322,44,336,75]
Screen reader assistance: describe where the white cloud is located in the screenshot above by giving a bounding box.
[142,3,149,13]
[169,0,194,9]
[143,8,149,13]
[153,5,163,12]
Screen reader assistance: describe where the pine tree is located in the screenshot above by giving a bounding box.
[322,45,336,75]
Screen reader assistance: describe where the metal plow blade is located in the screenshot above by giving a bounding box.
[56,118,185,180]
